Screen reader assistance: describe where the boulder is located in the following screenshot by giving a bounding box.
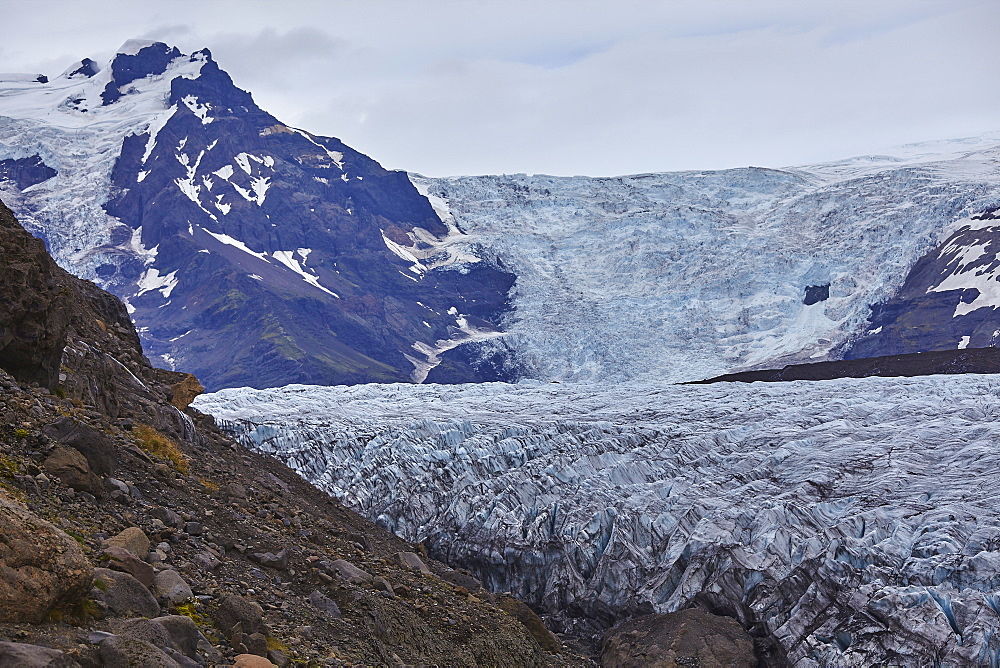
[153,570,192,605]
[307,590,341,617]
[211,593,268,638]
[250,549,288,570]
[0,641,80,667]
[104,526,150,558]
[42,416,117,476]
[114,615,202,662]
[0,493,93,622]
[441,569,483,593]
[100,545,154,587]
[93,568,159,618]
[98,636,181,668]
[393,551,431,574]
[323,559,372,584]
[150,506,184,529]
[233,654,275,668]
[600,609,756,668]
[43,446,102,495]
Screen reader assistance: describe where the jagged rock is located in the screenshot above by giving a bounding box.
[441,569,482,593]
[0,201,71,388]
[267,648,289,667]
[93,568,159,618]
[100,545,154,587]
[183,521,202,536]
[146,616,203,661]
[191,551,221,572]
[0,493,93,622]
[98,636,181,668]
[42,417,118,476]
[113,616,203,664]
[249,549,287,570]
[0,641,80,667]
[153,570,192,605]
[307,590,341,618]
[43,446,102,495]
[167,374,203,410]
[150,507,184,530]
[245,632,267,657]
[105,478,131,501]
[323,559,372,584]
[394,551,430,574]
[211,593,268,639]
[104,527,150,558]
[600,610,756,668]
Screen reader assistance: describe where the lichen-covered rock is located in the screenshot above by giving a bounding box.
[154,570,192,605]
[0,493,93,623]
[104,527,150,559]
[100,546,154,587]
[600,610,756,668]
[211,593,268,638]
[98,636,181,668]
[93,568,159,618]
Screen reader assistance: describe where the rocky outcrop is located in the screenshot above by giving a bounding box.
[0,493,93,623]
[0,201,70,389]
[692,346,1000,384]
[600,610,756,668]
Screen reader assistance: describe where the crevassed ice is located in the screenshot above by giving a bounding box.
[195,374,1000,665]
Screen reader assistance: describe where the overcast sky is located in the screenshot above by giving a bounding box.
[1,0,998,177]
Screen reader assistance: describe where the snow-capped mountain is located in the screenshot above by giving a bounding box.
[196,375,1000,665]
[413,136,1000,383]
[2,40,1000,391]
[0,41,514,390]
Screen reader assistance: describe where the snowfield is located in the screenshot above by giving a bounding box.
[197,375,1000,666]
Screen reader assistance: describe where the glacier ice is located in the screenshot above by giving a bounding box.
[411,136,1000,383]
[197,374,1000,665]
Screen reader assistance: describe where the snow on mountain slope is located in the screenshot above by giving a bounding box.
[412,135,1000,383]
[0,42,515,390]
[196,375,1000,666]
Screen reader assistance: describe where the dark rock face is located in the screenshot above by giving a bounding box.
[90,46,516,390]
[600,609,756,668]
[102,42,182,105]
[0,156,56,190]
[803,283,829,305]
[693,346,1000,384]
[0,200,71,388]
[847,207,1000,359]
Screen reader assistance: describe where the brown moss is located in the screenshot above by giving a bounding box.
[133,424,189,474]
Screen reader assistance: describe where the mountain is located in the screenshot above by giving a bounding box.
[2,40,1000,392]
[0,41,515,391]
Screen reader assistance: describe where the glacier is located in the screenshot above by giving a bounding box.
[197,374,1000,665]
[411,134,1000,383]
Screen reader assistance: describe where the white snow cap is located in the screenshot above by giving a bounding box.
[116,39,160,56]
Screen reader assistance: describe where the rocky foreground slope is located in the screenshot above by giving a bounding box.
[200,375,1000,666]
[0,198,585,665]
